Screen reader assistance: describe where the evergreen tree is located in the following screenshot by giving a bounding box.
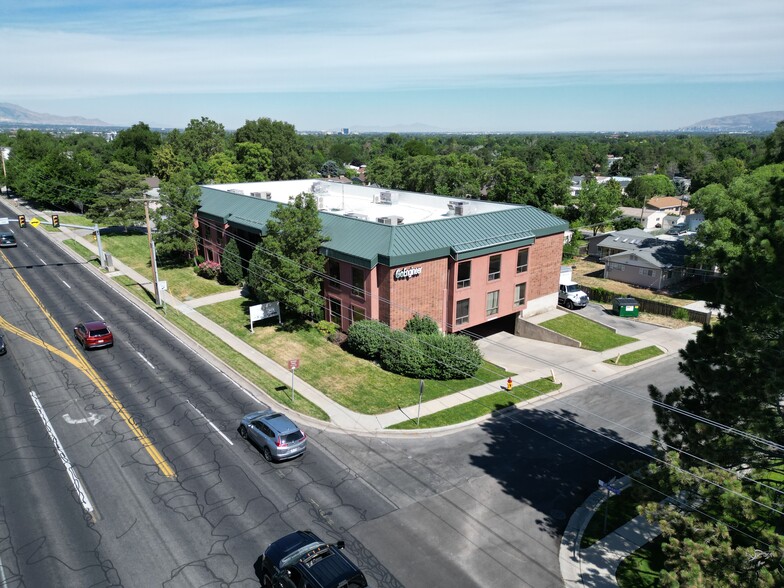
[154,170,201,264]
[247,193,329,316]
[647,162,784,584]
[220,238,243,285]
[87,161,147,229]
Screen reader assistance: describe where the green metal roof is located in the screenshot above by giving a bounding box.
[198,187,568,269]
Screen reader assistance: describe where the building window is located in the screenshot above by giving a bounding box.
[516,249,529,273]
[329,298,342,325]
[486,290,499,316]
[204,225,212,240]
[639,268,653,277]
[328,260,341,289]
[457,261,471,288]
[456,299,470,325]
[351,305,365,324]
[514,283,527,306]
[351,267,365,299]
[488,255,501,281]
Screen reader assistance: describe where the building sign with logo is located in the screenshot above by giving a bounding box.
[394,266,422,280]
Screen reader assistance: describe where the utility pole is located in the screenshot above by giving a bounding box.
[132,198,161,306]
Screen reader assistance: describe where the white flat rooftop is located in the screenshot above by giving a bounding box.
[204,179,515,225]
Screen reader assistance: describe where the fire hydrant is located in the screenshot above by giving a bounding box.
[507,377,513,391]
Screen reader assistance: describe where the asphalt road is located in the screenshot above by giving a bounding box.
[0,203,691,587]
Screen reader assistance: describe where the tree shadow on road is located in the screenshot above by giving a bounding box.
[470,404,650,539]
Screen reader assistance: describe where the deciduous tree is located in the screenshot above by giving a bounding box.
[246,193,329,316]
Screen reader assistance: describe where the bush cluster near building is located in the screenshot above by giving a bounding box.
[346,316,482,380]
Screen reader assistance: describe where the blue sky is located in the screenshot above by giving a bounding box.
[4,0,783,131]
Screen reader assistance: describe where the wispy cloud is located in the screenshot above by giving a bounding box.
[5,0,783,101]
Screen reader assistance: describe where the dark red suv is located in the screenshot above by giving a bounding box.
[74,321,114,349]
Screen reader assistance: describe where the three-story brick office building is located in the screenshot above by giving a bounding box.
[196,180,568,333]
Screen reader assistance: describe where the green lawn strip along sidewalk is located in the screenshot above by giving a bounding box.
[540,313,637,351]
[604,345,664,366]
[388,378,561,430]
[96,233,237,300]
[109,275,329,421]
[198,298,513,415]
[616,536,665,588]
[63,239,101,267]
[580,481,664,549]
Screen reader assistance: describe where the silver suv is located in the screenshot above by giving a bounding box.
[238,410,307,462]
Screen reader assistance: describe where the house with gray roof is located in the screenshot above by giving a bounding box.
[602,239,690,290]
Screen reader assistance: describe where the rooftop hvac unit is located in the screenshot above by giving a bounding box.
[378,190,397,204]
[312,181,329,193]
[317,196,325,209]
[228,189,245,195]
[345,212,368,221]
[250,191,272,200]
[453,202,466,216]
[377,215,403,226]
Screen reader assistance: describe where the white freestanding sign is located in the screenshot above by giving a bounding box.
[249,301,281,332]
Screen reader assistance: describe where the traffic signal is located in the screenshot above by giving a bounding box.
[52,214,60,228]
[17,215,26,228]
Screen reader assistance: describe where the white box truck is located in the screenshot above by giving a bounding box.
[558,266,589,310]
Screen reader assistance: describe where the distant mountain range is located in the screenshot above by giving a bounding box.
[0,101,781,133]
[0,102,111,127]
[677,111,783,133]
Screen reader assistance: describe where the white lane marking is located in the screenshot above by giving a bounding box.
[61,280,71,289]
[86,305,104,321]
[135,351,156,370]
[0,553,8,588]
[37,257,47,265]
[63,412,103,426]
[29,391,95,514]
[186,400,234,446]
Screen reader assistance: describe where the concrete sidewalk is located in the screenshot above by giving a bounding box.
[560,477,662,587]
[15,204,691,587]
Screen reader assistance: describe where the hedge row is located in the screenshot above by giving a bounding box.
[346,319,482,380]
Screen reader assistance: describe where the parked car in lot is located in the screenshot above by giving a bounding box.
[0,332,6,355]
[0,231,17,247]
[238,409,307,462]
[74,321,114,349]
[259,530,368,588]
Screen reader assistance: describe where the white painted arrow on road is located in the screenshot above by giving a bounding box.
[63,412,103,426]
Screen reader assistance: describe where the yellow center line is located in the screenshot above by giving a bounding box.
[0,250,175,478]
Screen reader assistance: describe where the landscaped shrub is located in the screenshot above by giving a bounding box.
[196,260,221,279]
[346,320,391,359]
[379,330,424,377]
[404,313,440,335]
[316,320,338,338]
[417,333,482,380]
[672,307,689,321]
[220,238,243,285]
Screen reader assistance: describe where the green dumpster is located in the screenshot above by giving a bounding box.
[613,297,639,317]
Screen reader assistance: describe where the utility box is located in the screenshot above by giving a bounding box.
[613,297,639,317]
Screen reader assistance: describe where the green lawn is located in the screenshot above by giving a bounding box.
[388,378,560,429]
[63,239,101,267]
[540,314,637,351]
[112,276,329,421]
[95,232,237,300]
[581,482,664,549]
[616,536,665,587]
[604,346,664,366]
[199,298,514,415]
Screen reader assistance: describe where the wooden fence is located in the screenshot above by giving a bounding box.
[579,285,713,325]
